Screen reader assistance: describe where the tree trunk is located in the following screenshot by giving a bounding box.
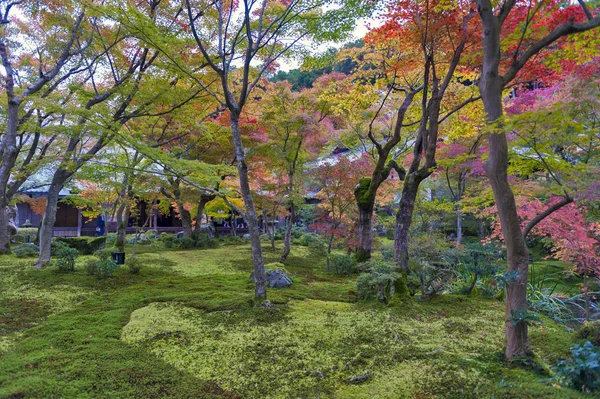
[116,203,126,252]
[394,177,421,272]
[0,204,11,254]
[478,15,531,358]
[456,209,463,247]
[176,202,193,238]
[36,170,71,267]
[231,117,267,302]
[280,208,294,263]
[0,93,20,255]
[193,195,214,237]
[356,204,374,263]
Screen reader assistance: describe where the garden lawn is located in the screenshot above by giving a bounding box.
[0,242,591,398]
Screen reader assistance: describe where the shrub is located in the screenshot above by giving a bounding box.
[105,233,117,246]
[87,257,119,279]
[329,253,356,275]
[160,233,177,242]
[126,257,142,274]
[552,341,600,392]
[355,260,402,303]
[145,230,158,239]
[177,237,196,249]
[55,236,105,255]
[13,244,39,258]
[195,233,216,248]
[89,236,107,252]
[11,234,25,244]
[51,239,69,256]
[223,235,244,245]
[298,233,327,255]
[54,247,79,272]
[17,227,38,238]
[94,248,114,262]
[578,321,600,346]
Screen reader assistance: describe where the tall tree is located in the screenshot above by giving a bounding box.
[183,0,373,302]
[474,0,600,359]
[0,0,89,253]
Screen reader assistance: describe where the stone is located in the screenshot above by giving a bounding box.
[128,234,151,244]
[250,268,293,289]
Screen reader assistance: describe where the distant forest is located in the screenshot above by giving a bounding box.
[270,40,364,91]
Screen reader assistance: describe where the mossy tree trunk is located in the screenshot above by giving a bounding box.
[352,87,418,262]
[193,193,215,238]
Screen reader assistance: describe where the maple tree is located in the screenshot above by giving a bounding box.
[181,0,374,303]
[0,0,90,253]
[474,0,600,359]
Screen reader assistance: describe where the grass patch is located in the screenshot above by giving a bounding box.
[0,242,593,398]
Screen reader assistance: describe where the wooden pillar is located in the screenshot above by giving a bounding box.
[153,200,158,229]
[77,209,82,237]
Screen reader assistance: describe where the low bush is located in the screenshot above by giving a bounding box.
[51,239,69,256]
[355,260,403,303]
[10,234,25,244]
[126,257,142,274]
[177,237,196,249]
[298,233,327,255]
[55,236,106,255]
[94,248,114,262]
[160,233,177,242]
[194,233,217,248]
[145,230,158,239]
[17,227,38,239]
[86,256,119,279]
[13,244,39,258]
[552,341,600,392]
[329,253,356,275]
[54,247,79,272]
[577,321,600,346]
[223,235,245,245]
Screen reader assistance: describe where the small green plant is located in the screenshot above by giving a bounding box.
[329,253,355,275]
[552,341,600,392]
[177,237,196,249]
[126,257,142,274]
[54,247,79,272]
[355,260,402,303]
[577,321,600,346]
[94,248,114,262]
[13,244,39,258]
[51,239,69,256]
[161,233,177,248]
[508,309,541,327]
[86,256,118,279]
[10,234,25,244]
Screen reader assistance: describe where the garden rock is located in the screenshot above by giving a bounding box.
[250,268,293,288]
[128,234,151,244]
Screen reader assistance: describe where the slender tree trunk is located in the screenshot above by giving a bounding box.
[116,203,126,252]
[193,195,214,237]
[231,117,267,302]
[478,23,531,358]
[326,233,335,271]
[176,202,193,238]
[394,178,421,272]
[36,170,71,267]
[456,209,463,247]
[280,207,294,263]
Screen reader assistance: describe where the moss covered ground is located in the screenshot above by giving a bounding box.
[0,241,592,398]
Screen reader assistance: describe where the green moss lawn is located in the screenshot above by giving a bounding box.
[0,242,591,398]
